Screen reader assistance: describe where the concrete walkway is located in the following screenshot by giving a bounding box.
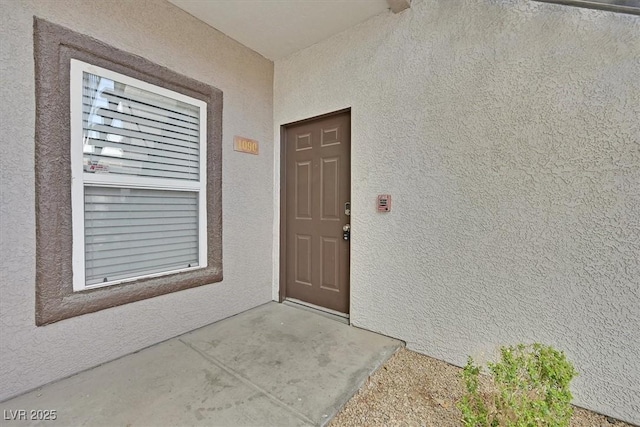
[0,303,402,426]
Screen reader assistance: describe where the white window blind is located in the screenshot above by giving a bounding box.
[82,72,201,180]
[84,187,199,286]
[70,59,207,291]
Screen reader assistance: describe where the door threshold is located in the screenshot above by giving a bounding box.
[283,298,350,325]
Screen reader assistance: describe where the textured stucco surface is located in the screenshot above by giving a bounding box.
[0,0,273,401]
[274,0,640,423]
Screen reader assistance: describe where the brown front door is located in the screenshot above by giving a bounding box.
[283,111,351,314]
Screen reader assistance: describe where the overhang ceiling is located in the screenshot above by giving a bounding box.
[167,0,391,60]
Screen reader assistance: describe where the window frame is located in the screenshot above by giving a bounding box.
[34,18,223,326]
[70,60,208,291]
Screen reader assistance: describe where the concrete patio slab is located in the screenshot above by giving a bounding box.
[0,303,402,427]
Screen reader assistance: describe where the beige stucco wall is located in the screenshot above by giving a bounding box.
[0,0,274,400]
[274,0,639,423]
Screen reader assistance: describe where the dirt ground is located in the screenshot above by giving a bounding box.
[330,348,636,427]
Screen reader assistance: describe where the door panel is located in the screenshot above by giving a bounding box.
[295,234,312,286]
[284,111,350,314]
[321,157,340,220]
[320,237,339,291]
[295,162,312,219]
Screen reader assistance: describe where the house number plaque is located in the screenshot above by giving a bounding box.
[234,136,259,155]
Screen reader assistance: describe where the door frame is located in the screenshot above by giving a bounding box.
[278,108,351,305]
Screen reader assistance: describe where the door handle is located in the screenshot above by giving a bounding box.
[342,224,350,241]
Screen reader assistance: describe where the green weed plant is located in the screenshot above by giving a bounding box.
[459,343,578,427]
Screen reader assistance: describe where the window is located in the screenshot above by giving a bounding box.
[34,18,222,325]
[70,60,207,291]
